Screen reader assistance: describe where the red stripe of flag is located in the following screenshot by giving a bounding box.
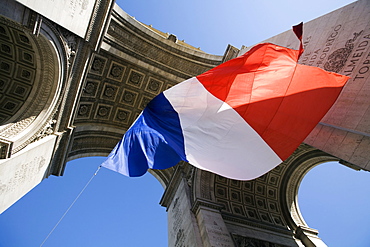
[197,24,348,161]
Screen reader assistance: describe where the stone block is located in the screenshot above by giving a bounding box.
[0,135,57,213]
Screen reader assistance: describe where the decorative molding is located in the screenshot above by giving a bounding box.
[0,138,12,159]
[111,8,222,65]
[84,0,115,50]
[211,166,288,228]
[191,198,224,214]
[68,130,121,159]
[199,170,212,200]
[54,35,91,133]
[232,234,289,247]
[148,167,176,188]
[222,44,240,63]
[159,162,188,208]
[33,118,57,142]
[105,18,218,78]
[58,27,77,68]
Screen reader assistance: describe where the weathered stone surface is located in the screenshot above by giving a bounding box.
[194,205,234,247]
[0,135,56,213]
[166,177,202,247]
[1,1,369,247]
[16,0,96,38]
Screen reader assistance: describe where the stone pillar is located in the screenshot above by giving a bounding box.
[295,226,327,247]
[160,166,203,247]
[192,200,234,247]
[0,135,57,213]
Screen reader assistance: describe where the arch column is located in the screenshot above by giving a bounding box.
[191,199,234,247]
[160,164,203,247]
[280,144,340,246]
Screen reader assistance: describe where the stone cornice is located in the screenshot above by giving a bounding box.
[159,165,184,209]
[191,198,225,214]
[111,5,222,62]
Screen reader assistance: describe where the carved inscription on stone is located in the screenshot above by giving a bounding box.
[341,32,370,80]
[0,156,45,194]
[205,218,233,246]
[0,135,56,213]
[301,24,370,81]
[68,0,90,18]
[169,197,186,247]
[17,0,96,38]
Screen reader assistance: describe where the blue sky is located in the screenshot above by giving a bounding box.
[2,0,370,246]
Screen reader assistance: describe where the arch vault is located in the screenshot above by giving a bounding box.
[1,1,370,246]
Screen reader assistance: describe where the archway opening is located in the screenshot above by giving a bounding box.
[0,157,168,246]
[298,161,370,246]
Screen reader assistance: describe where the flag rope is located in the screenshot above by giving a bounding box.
[40,165,102,247]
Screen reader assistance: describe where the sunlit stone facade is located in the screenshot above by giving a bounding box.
[0,1,369,246]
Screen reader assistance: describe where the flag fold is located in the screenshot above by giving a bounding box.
[101,24,349,180]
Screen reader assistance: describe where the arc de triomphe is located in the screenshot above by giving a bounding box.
[0,1,369,246]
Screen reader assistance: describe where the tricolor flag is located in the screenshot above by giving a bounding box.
[101,24,349,180]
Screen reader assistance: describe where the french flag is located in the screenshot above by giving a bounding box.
[102,24,348,180]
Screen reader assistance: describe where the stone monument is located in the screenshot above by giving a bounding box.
[0,0,369,246]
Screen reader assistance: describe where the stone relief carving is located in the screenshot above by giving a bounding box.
[186,166,195,187]
[232,234,288,247]
[0,139,12,159]
[90,55,106,75]
[324,31,363,73]
[33,118,56,142]
[59,27,77,67]
[212,166,287,228]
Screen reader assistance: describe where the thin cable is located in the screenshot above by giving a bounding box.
[40,165,102,247]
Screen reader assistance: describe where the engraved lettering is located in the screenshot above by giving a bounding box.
[353,74,365,80]
[353,52,363,58]
[317,25,343,66]
[359,66,369,74]
[344,59,359,74]
[303,35,312,49]
[346,35,370,78]
[358,40,368,48]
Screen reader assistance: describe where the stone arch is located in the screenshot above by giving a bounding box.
[194,162,292,230]
[280,145,339,229]
[0,16,65,156]
[188,143,342,246]
[279,144,340,245]
[149,167,177,189]
[67,5,223,163]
